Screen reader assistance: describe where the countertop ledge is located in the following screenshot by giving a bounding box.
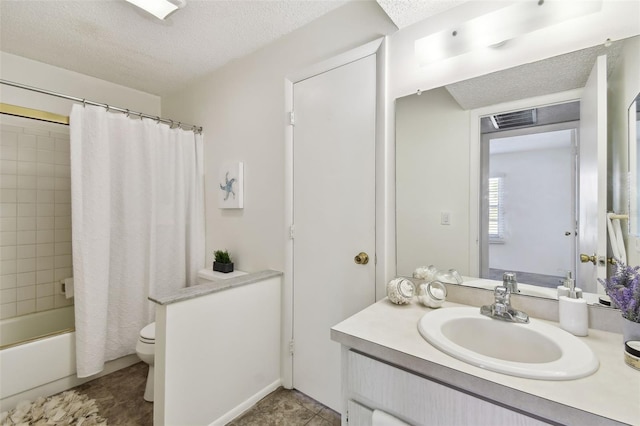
[331,299,640,426]
[149,269,282,305]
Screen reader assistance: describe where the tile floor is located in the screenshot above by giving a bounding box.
[68,362,341,425]
[229,387,341,426]
[70,362,153,425]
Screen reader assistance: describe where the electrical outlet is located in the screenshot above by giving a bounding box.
[441,211,451,225]
[636,236,640,253]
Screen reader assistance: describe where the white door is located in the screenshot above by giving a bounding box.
[292,54,376,411]
[483,128,577,285]
[578,54,608,289]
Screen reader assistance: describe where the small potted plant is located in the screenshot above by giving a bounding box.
[598,259,640,341]
[213,250,234,273]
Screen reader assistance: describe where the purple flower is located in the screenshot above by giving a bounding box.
[598,260,640,322]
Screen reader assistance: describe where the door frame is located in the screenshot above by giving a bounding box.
[282,37,387,389]
[469,88,583,276]
[478,122,579,281]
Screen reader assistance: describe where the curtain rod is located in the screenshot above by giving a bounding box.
[0,79,203,134]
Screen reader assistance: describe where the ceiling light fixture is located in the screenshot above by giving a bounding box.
[125,0,186,20]
[415,0,602,66]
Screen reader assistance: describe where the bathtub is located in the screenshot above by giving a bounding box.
[0,306,138,411]
[0,306,75,349]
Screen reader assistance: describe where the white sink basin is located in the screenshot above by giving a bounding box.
[418,307,599,380]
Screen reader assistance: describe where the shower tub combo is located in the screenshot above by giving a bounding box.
[0,306,137,411]
[0,105,140,412]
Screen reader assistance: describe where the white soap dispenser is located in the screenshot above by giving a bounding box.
[558,275,588,336]
[557,271,571,298]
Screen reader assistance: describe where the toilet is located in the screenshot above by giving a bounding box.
[136,268,247,401]
[136,322,156,402]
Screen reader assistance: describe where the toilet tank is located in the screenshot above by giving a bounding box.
[197,269,247,284]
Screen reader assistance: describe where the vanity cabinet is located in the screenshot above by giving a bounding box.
[332,300,638,425]
[342,349,549,426]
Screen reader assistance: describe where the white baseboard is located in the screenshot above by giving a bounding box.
[0,354,139,412]
[209,379,282,426]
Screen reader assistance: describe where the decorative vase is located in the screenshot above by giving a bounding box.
[622,317,640,342]
[213,261,234,273]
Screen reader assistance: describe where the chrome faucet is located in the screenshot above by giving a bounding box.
[480,285,529,323]
[502,272,519,293]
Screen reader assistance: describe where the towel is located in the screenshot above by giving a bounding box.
[606,213,627,264]
[372,410,410,426]
[64,277,74,299]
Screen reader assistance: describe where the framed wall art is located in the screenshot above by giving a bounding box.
[218,161,244,209]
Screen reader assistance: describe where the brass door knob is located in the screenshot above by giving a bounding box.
[354,252,369,265]
[579,253,597,265]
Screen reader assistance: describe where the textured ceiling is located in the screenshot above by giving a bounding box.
[446,40,624,110]
[0,0,350,96]
[376,0,466,29]
[0,0,475,97]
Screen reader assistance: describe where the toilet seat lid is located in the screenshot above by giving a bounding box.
[140,322,155,341]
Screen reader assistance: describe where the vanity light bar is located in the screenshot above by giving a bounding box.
[415,0,603,65]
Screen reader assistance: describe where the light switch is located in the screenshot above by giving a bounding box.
[441,211,451,225]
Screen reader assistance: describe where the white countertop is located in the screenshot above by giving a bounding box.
[331,299,640,425]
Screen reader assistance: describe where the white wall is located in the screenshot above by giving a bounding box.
[395,88,470,276]
[154,275,282,426]
[608,36,640,267]
[159,1,640,284]
[0,52,160,117]
[160,1,396,273]
[489,146,573,276]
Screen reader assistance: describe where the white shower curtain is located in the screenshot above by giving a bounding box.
[70,104,205,377]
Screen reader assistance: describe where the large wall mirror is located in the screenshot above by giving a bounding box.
[396,35,639,301]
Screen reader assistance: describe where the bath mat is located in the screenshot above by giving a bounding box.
[0,390,107,425]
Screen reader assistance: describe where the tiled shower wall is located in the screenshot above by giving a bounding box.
[0,117,73,320]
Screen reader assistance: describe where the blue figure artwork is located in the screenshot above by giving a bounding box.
[220,172,236,200]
